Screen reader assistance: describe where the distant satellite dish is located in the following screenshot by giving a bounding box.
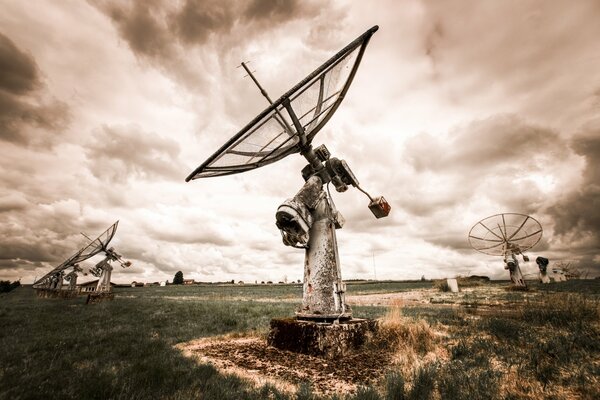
[469,213,542,256]
[186,26,389,321]
[468,213,542,288]
[33,221,129,290]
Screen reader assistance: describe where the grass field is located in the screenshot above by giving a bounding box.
[1,280,598,399]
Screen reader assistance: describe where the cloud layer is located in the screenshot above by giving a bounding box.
[1,0,599,284]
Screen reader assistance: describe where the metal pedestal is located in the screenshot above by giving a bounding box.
[506,254,526,287]
[95,262,113,293]
[296,195,351,321]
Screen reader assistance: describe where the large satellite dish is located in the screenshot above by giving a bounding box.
[33,221,120,288]
[186,26,389,322]
[186,26,378,180]
[468,213,542,288]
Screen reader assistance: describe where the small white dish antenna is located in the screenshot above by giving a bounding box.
[468,213,542,288]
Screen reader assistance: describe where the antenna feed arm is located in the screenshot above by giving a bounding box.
[326,157,391,218]
[299,148,391,219]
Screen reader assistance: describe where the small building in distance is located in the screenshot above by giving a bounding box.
[78,280,115,293]
[131,281,144,287]
[182,279,195,285]
[160,281,167,287]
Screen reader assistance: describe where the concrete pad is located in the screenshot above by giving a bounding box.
[267,318,377,359]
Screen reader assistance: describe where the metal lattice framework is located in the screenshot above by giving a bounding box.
[186,26,378,180]
[33,221,119,288]
[468,213,542,257]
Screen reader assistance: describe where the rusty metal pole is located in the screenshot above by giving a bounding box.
[55,271,64,291]
[539,269,550,284]
[536,257,550,283]
[505,253,526,287]
[65,270,78,291]
[297,193,351,321]
[95,258,114,293]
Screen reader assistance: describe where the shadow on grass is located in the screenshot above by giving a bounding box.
[0,287,298,399]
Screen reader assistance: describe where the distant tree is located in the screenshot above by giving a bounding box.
[0,281,10,292]
[0,280,20,293]
[173,271,184,285]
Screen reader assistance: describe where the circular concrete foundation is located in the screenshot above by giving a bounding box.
[267,318,378,359]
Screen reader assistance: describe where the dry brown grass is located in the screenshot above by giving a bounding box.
[367,301,447,382]
[369,293,600,400]
[433,276,491,292]
[432,279,450,292]
[456,276,488,288]
[467,293,600,400]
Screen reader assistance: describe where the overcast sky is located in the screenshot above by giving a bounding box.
[1,0,599,284]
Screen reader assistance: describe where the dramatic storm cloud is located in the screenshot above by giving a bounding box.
[86,124,185,183]
[0,32,69,145]
[548,119,600,257]
[0,0,599,284]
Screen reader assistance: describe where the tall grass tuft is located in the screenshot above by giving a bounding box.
[406,364,436,400]
[370,302,437,355]
[521,294,599,328]
[353,386,382,400]
[437,357,501,400]
[384,371,405,400]
[295,382,315,400]
[433,280,450,292]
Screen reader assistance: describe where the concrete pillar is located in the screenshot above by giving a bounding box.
[297,196,351,320]
[506,254,526,287]
[95,260,113,293]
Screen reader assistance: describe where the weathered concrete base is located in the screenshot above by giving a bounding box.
[35,289,79,299]
[86,292,114,304]
[267,318,377,359]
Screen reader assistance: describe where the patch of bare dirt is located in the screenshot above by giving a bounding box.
[176,336,394,395]
[347,289,437,306]
[347,286,519,307]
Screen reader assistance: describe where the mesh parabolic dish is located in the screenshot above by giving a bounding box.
[33,221,119,286]
[186,26,379,181]
[468,213,542,256]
